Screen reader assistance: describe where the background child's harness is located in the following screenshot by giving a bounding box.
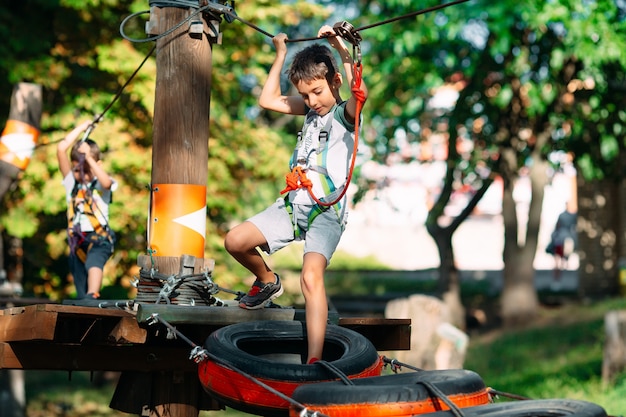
[67,178,114,263]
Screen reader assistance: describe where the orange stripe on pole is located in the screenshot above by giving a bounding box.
[0,119,40,170]
[148,183,206,258]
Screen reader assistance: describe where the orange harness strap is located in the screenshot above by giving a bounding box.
[280,166,312,195]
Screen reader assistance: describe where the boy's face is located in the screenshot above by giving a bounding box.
[296,74,342,116]
[71,161,94,183]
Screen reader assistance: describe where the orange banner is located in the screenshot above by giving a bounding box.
[148,183,207,258]
[0,119,40,170]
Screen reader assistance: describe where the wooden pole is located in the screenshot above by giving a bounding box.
[0,83,42,282]
[148,5,211,417]
[0,84,42,417]
[147,6,211,264]
[110,5,215,417]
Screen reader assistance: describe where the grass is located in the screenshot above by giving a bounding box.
[16,297,626,416]
[463,297,626,417]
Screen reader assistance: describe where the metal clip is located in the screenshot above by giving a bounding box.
[190,346,209,363]
[332,21,362,46]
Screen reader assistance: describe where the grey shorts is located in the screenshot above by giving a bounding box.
[247,198,344,264]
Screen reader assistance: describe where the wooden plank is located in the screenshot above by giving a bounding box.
[136,303,296,324]
[339,317,411,351]
[108,316,147,344]
[1,303,136,318]
[0,308,57,341]
[0,342,197,372]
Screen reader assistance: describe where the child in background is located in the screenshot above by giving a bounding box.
[57,121,117,299]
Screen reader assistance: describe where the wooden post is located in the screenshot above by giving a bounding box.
[0,83,41,417]
[0,83,42,282]
[110,4,216,417]
[147,5,211,417]
[602,310,626,383]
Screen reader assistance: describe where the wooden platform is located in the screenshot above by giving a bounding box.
[0,303,410,372]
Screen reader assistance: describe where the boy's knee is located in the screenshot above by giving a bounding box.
[224,230,245,254]
[224,232,236,253]
[300,270,324,292]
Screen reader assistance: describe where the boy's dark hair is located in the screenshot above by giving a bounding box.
[70,139,101,162]
[288,44,339,86]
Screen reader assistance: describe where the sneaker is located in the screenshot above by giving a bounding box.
[239,274,284,310]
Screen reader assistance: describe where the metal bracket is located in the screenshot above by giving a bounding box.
[332,21,362,46]
[200,0,237,23]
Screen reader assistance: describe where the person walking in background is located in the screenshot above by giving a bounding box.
[57,120,117,299]
[546,207,577,281]
[224,25,367,364]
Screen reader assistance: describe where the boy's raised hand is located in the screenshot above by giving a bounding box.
[318,25,348,52]
[272,33,288,54]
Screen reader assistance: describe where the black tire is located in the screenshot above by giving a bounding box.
[204,320,381,382]
[199,320,382,416]
[419,399,607,417]
[290,369,490,417]
[292,369,487,404]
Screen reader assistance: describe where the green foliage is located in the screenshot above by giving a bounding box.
[465,298,626,417]
[0,0,330,299]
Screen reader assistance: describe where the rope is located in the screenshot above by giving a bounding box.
[36,44,155,152]
[314,360,354,385]
[353,0,471,33]
[382,355,424,372]
[135,267,244,305]
[488,388,531,401]
[419,379,467,417]
[86,44,156,133]
[218,0,472,44]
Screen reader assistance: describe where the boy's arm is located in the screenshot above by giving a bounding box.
[57,121,91,177]
[319,25,368,124]
[83,150,113,190]
[258,33,306,115]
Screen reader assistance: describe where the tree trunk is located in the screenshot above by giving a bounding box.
[577,176,622,298]
[428,225,465,330]
[500,153,546,326]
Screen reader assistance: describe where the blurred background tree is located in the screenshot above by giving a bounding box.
[0,0,624,328]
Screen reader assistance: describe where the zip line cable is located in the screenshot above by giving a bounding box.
[33,44,155,149]
[218,0,472,43]
[120,0,473,45]
[33,0,474,147]
[79,44,156,142]
[45,0,472,150]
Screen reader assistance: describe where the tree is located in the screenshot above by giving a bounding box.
[353,0,626,325]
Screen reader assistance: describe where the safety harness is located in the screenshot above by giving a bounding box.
[279,49,366,238]
[67,178,114,262]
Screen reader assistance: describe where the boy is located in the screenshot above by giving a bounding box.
[224,25,367,364]
[57,120,117,299]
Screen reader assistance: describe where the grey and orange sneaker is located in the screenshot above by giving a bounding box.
[239,274,284,309]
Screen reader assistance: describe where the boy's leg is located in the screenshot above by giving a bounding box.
[83,238,113,298]
[224,221,275,284]
[69,253,88,299]
[301,252,328,363]
[225,221,284,309]
[86,266,103,297]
